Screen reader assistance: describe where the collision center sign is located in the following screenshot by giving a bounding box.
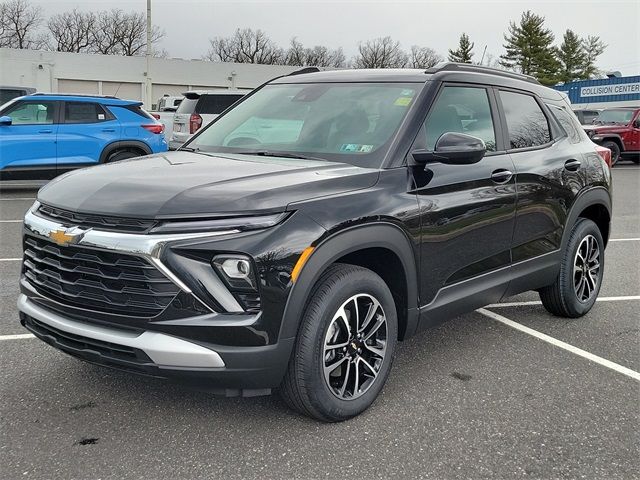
[580,82,640,98]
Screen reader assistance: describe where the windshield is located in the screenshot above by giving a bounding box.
[595,109,635,125]
[187,82,422,168]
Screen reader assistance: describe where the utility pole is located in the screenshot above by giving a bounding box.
[145,0,152,108]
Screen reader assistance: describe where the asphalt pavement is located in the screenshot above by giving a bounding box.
[0,164,638,479]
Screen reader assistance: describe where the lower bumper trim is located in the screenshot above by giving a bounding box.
[17,294,225,369]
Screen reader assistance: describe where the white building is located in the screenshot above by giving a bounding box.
[0,48,302,108]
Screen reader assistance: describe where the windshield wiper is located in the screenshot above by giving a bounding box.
[178,146,200,152]
[236,150,326,162]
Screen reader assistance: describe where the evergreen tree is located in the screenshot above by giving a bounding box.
[557,29,584,83]
[500,11,561,85]
[580,35,607,79]
[448,33,474,63]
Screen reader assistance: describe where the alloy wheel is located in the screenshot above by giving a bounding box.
[573,234,600,302]
[322,294,388,400]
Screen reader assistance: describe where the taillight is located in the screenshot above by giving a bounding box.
[594,144,612,168]
[142,123,164,134]
[150,113,160,120]
[189,113,203,134]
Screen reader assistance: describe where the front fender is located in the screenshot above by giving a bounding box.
[279,222,420,340]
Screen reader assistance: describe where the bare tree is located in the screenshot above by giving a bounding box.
[0,0,46,49]
[353,37,408,68]
[117,11,164,56]
[409,45,443,69]
[205,28,285,64]
[88,9,163,56]
[47,9,95,53]
[285,37,345,67]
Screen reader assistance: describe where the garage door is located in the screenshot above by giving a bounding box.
[58,79,99,95]
[153,84,188,100]
[102,82,142,101]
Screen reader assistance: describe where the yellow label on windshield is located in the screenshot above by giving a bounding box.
[394,97,412,107]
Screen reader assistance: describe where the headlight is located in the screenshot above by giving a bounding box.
[150,212,289,234]
[212,254,257,290]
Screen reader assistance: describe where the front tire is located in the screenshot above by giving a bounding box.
[106,149,142,163]
[280,263,397,422]
[539,218,604,318]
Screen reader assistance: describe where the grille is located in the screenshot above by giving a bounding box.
[23,235,180,317]
[22,314,157,376]
[37,204,156,233]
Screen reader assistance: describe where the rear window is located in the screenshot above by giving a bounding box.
[499,90,551,149]
[0,89,26,104]
[196,94,244,114]
[175,97,199,114]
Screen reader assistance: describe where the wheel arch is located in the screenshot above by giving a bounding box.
[598,135,624,152]
[562,187,612,250]
[279,222,420,342]
[99,140,152,163]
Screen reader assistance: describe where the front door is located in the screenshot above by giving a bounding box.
[0,100,58,179]
[412,84,517,325]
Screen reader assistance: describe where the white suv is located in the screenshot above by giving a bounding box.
[169,90,246,149]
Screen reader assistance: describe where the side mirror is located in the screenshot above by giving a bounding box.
[0,116,12,126]
[412,132,486,165]
[634,119,640,129]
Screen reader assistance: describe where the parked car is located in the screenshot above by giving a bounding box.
[169,89,246,149]
[0,85,36,105]
[573,109,600,125]
[583,107,640,164]
[18,64,612,422]
[0,93,167,181]
[150,95,184,143]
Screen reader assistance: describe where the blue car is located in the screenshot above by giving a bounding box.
[0,94,168,181]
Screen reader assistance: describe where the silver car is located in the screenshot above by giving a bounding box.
[169,89,246,149]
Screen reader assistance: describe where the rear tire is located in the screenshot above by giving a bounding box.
[106,149,142,163]
[601,140,620,166]
[539,218,604,318]
[280,263,397,422]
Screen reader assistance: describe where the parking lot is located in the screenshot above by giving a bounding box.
[0,165,638,479]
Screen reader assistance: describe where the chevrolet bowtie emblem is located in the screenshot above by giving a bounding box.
[48,227,88,246]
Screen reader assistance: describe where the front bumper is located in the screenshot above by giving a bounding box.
[18,294,294,395]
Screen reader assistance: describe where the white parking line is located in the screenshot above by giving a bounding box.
[477,308,640,381]
[0,220,22,223]
[0,258,22,262]
[0,198,35,201]
[487,295,640,308]
[610,238,640,242]
[0,333,34,341]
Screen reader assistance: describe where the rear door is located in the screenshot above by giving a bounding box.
[496,89,585,268]
[0,99,59,178]
[56,101,120,170]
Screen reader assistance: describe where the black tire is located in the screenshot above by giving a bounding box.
[280,263,398,422]
[539,218,604,318]
[106,149,142,163]
[601,140,621,166]
[632,156,639,165]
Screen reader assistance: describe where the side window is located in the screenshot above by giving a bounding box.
[425,86,496,151]
[64,102,107,124]
[196,94,244,115]
[548,104,581,144]
[499,90,551,149]
[4,101,56,125]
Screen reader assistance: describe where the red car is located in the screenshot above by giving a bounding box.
[583,107,640,165]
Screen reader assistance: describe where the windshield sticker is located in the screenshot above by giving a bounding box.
[340,144,374,153]
[394,97,412,107]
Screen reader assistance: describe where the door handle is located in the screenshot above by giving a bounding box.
[564,159,581,171]
[102,128,116,133]
[38,129,53,134]
[490,169,513,184]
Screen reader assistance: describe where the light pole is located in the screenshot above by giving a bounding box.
[145,0,152,108]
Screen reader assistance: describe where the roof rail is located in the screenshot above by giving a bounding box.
[287,66,321,76]
[425,62,540,85]
[31,93,120,99]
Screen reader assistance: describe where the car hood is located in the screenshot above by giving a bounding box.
[37,151,379,218]
[583,124,627,133]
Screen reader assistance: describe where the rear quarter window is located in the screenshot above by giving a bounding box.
[196,94,244,114]
[548,104,582,144]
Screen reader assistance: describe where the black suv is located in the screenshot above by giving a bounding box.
[18,64,612,422]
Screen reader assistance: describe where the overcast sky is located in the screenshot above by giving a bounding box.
[32,0,640,76]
